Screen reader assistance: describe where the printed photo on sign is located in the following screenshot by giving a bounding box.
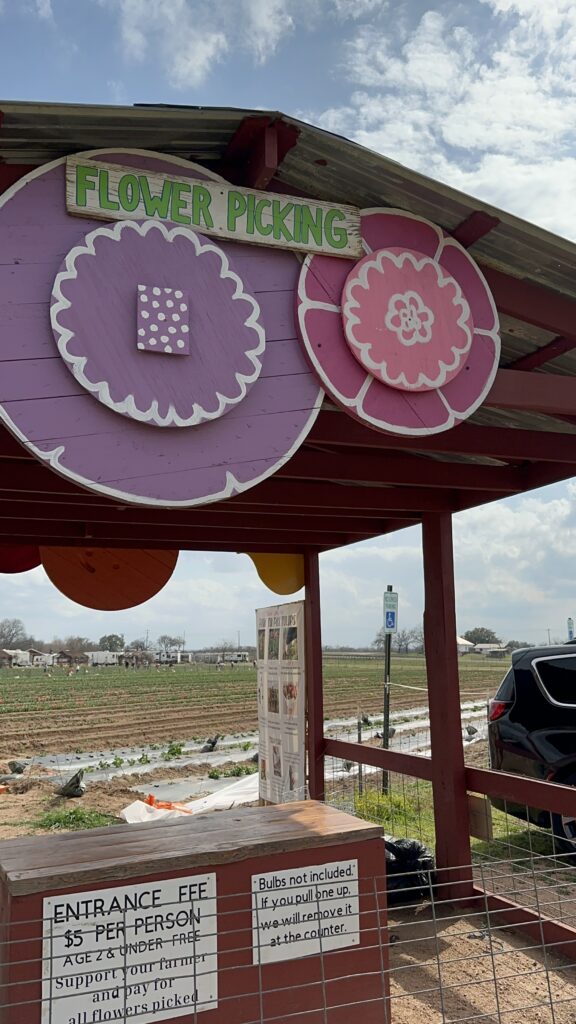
[267,683,280,715]
[42,874,217,1024]
[258,628,266,661]
[282,680,298,717]
[252,860,360,964]
[271,738,282,778]
[268,627,280,661]
[283,626,298,661]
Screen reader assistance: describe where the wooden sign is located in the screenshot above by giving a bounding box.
[468,793,494,842]
[66,155,363,259]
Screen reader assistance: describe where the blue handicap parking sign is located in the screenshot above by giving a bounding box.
[385,611,396,629]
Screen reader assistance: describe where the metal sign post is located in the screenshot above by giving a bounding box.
[569,617,574,642]
[382,587,398,794]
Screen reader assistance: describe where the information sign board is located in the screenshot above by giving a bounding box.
[252,859,359,964]
[42,874,217,1024]
[383,591,398,635]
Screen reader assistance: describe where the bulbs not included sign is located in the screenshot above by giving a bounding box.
[42,875,217,1024]
[66,156,363,259]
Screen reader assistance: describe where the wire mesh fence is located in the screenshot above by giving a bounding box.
[2,860,576,1024]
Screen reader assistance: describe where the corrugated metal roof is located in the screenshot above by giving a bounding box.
[2,99,576,443]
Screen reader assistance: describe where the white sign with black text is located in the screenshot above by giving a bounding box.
[252,859,360,964]
[42,874,217,1024]
[256,600,306,803]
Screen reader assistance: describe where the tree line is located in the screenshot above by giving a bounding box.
[372,624,540,654]
[0,620,189,655]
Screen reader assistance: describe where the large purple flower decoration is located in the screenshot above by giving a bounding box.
[297,209,500,436]
[51,220,265,428]
[0,150,323,506]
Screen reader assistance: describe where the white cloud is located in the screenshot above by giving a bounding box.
[100,0,385,88]
[35,0,53,18]
[242,0,294,62]
[307,0,576,239]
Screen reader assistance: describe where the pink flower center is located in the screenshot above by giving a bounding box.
[341,248,474,392]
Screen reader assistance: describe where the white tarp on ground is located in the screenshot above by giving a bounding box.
[120,772,260,823]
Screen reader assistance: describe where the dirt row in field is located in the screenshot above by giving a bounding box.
[0,661,503,758]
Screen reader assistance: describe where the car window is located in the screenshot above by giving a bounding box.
[533,656,576,705]
[495,667,515,701]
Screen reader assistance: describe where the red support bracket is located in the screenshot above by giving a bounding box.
[219,115,299,189]
[450,210,500,248]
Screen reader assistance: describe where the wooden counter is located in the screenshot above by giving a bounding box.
[0,802,388,1024]
[0,800,382,896]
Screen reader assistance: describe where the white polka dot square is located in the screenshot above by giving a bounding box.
[137,285,190,355]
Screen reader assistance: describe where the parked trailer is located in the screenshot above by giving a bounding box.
[87,651,121,667]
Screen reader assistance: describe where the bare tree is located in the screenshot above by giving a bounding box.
[0,618,28,648]
[392,629,413,654]
[410,626,425,653]
[157,635,182,653]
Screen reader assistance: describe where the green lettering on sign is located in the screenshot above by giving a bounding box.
[227,191,247,231]
[254,198,273,237]
[66,155,362,259]
[118,174,140,213]
[75,165,98,208]
[272,199,294,242]
[324,209,348,250]
[192,185,213,229]
[98,169,119,212]
[170,182,192,224]
[139,175,172,219]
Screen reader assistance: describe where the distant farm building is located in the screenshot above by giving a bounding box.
[473,643,509,658]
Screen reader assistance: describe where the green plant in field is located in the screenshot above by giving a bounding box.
[226,763,258,777]
[208,763,257,780]
[112,756,124,768]
[98,760,112,770]
[161,740,185,761]
[36,808,117,831]
[138,753,151,765]
[353,782,435,844]
[241,741,252,751]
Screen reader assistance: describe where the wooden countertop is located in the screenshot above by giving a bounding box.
[0,801,382,896]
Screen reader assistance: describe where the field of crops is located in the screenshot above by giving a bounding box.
[0,656,509,758]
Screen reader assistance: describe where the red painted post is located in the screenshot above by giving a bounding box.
[304,549,325,800]
[422,513,473,898]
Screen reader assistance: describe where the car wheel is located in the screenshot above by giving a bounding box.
[551,773,576,862]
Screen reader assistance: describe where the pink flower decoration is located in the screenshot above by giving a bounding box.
[297,209,500,436]
[342,249,473,391]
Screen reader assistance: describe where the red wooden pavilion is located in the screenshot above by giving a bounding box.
[1,99,576,954]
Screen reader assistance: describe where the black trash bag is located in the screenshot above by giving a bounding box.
[201,734,221,753]
[384,836,436,905]
[8,760,27,774]
[59,769,86,798]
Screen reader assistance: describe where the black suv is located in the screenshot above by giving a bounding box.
[488,644,576,852]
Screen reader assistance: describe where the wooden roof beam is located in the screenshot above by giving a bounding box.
[309,413,576,464]
[482,266,576,341]
[279,449,525,492]
[0,500,418,535]
[506,335,576,372]
[488,368,576,417]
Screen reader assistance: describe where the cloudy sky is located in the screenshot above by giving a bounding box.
[0,0,575,648]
